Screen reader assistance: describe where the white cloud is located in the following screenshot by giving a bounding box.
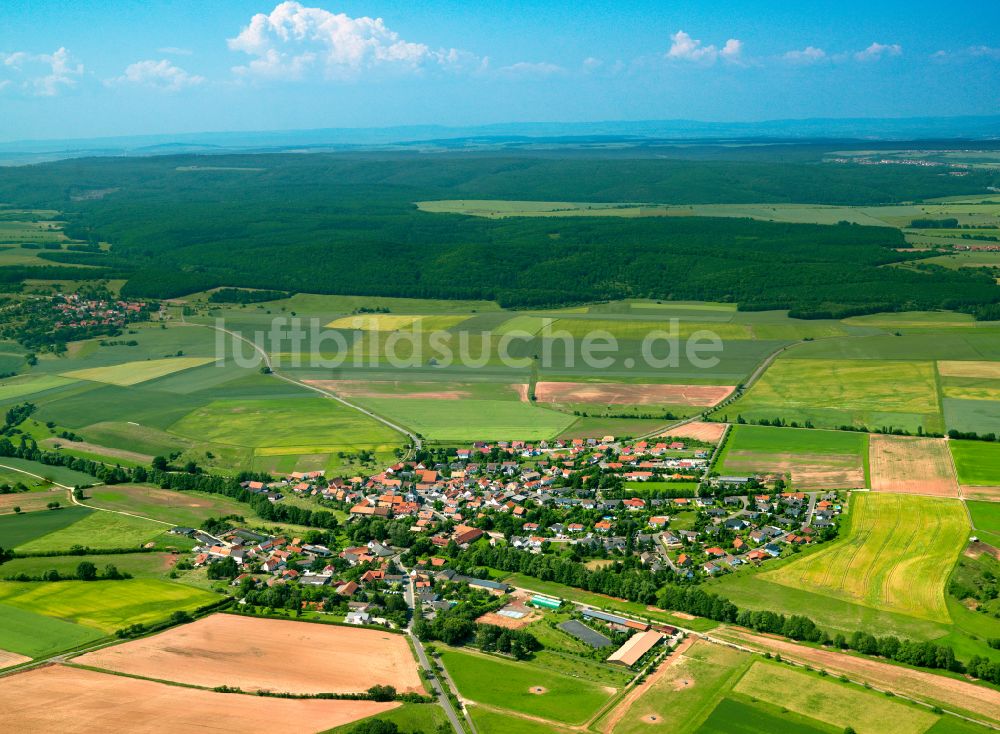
[497,61,565,77]
[784,46,826,64]
[0,47,83,96]
[969,45,1000,60]
[582,56,603,72]
[854,42,902,62]
[110,59,204,91]
[227,1,476,80]
[667,30,742,64]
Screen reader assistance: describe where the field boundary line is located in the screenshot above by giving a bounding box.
[0,463,174,526]
[182,319,421,458]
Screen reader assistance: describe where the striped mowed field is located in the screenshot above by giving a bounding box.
[762,493,968,621]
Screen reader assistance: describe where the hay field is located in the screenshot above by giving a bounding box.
[0,665,398,734]
[763,493,969,620]
[657,421,728,442]
[62,357,215,386]
[74,614,424,694]
[869,435,960,497]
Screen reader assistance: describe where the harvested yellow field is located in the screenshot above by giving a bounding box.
[869,435,960,497]
[763,493,969,620]
[326,314,467,331]
[62,357,214,386]
[938,361,1000,378]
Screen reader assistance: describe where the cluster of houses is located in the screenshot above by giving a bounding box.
[51,292,149,331]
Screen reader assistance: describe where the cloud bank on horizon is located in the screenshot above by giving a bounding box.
[0,0,996,139]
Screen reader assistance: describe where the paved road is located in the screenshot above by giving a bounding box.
[197,318,423,455]
[398,559,468,734]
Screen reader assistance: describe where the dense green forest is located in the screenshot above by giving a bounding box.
[0,150,997,316]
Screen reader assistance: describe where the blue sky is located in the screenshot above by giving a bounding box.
[0,0,997,141]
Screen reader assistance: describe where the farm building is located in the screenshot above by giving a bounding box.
[581,609,650,632]
[607,630,664,667]
[529,595,561,610]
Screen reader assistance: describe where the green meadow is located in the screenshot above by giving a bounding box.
[439,648,616,726]
[14,511,173,553]
[950,441,1000,486]
[0,603,104,658]
[0,506,93,548]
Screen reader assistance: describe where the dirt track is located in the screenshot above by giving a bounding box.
[711,627,1000,724]
[0,664,397,734]
[73,614,423,694]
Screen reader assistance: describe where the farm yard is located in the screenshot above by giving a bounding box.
[72,614,424,694]
[715,424,869,490]
[761,493,969,621]
[0,665,399,734]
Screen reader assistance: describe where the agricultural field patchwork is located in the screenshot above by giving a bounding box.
[716,424,868,490]
[723,358,943,433]
[763,493,969,621]
[354,396,577,442]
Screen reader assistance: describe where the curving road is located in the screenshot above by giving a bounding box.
[184,318,422,456]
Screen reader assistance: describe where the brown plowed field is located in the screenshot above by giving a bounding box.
[869,435,960,497]
[0,649,30,669]
[73,614,423,694]
[962,486,1000,501]
[657,421,728,443]
[534,382,733,406]
[0,664,397,734]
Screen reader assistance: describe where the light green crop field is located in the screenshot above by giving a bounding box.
[0,374,77,401]
[0,579,216,633]
[0,603,104,658]
[967,501,1000,547]
[438,648,616,726]
[168,397,404,450]
[694,698,829,734]
[0,552,177,580]
[723,358,943,433]
[62,357,216,386]
[15,511,172,552]
[0,505,93,547]
[0,457,100,487]
[732,661,936,734]
[715,424,868,489]
[950,441,1000,486]
[762,493,969,621]
[494,315,554,335]
[468,707,577,734]
[321,703,448,734]
[549,317,754,340]
[355,397,576,442]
